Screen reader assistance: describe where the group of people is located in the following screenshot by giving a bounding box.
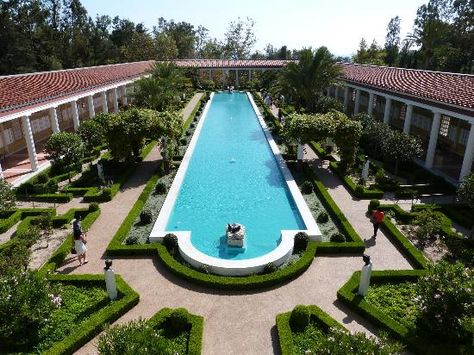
[72,217,88,266]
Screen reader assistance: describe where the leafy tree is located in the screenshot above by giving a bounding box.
[133,62,187,111]
[416,261,474,342]
[0,270,54,352]
[278,47,341,112]
[155,17,196,59]
[381,129,423,176]
[44,132,84,171]
[120,31,156,62]
[155,32,178,59]
[77,116,106,150]
[0,179,16,212]
[314,96,343,114]
[353,38,386,66]
[223,17,256,59]
[103,108,154,161]
[149,111,182,172]
[385,16,401,66]
[312,328,404,355]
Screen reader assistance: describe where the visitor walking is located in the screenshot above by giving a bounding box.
[371,208,385,239]
[73,217,88,265]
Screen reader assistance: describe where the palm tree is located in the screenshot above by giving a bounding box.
[278,47,341,113]
[133,62,188,111]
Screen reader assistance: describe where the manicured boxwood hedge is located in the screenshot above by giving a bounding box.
[147,307,204,355]
[328,161,384,199]
[336,270,464,355]
[0,208,54,233]
[303,165,366,253]
[16,192,73,203]
[43,274,139,355]
[182,92,209,135]
[276,305,344,355]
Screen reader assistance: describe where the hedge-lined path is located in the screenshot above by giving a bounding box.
[304,147,414,271]
[67,157,415,354]
[181,92,203,121]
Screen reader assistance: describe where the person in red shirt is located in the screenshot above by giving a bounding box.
[371,208,385,239]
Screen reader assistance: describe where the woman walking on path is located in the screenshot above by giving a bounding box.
[73,217,88,265]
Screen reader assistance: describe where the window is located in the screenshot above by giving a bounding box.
[439,115,450,137]
[459,128,469,146]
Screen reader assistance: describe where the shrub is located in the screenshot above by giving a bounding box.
[125,235,139,245]
[375,169,399,191]
[289,305,310,332]
[0,179,16,212]
[313,328,404,354]
[317,211,329,223]
[180,138,187,146]
[88,203,100,212]
[301,181,313,194]
[416,261,474,342]
[199,264,210,274]
[368,199,380,213]
[330,232,346,243]
[185,130,191,136]
[155,182,167,195]
[413,209,443,248]
[36,173,49,184]
[139,209,153,225]
[0,270,54,352]
[263,262,278,274]
[102,188,112,200]
[97,319,168,355]
[167,308,190,333]
[294,232,309,253]
[190,123,196,129]
[163,233,178,253]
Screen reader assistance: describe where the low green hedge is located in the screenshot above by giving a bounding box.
[303,165,365,253]
[328,161,384,199]
[16,193,73,203]
[276,305,345,355]
[147,308,204,355]
[336,270,463,354]
[0,208,54,233]
[40,207,101,274]
[380,217,428,270]
[44,274,139,355]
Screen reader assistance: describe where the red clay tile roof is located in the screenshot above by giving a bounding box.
[1,60,473,120]
[341,63,474,113]
[170,59,296,69]
[0,61,154,117]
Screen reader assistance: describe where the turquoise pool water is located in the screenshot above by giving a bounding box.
[166,92,305,259]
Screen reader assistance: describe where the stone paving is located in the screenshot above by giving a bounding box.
[59,140,415,354]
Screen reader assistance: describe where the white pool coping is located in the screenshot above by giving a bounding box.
[149,92,321,276]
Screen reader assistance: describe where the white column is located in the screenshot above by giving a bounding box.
[459,123,474,180]
[21,116,38,171]
[101,91,109,113]
[383,97,392,124]
[112,88,119,113]
[248,69,252,81]
[403,104,413,133]
[343,87,350,113]
[49,107,60,133]
[425,112,441,169]
[122,86,128,106]
[0,160,3,179]
[354,89,361,115]
[326,88,330,96]
[71,101,80,131]
[334,86,339,99]
[87,95,96,118]
[235,70,239,87]
[368,93,375,115]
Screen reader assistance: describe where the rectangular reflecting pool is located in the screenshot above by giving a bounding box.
[155,92,314,260]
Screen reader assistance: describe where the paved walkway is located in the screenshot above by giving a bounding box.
[59,140,414,354]
[182,92,203,121]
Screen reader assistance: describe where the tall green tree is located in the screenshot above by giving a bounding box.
[353,39,386,65]
[223,17,256,59]
[278,47,341,112]
[133,62,188,111]
[384,16,401,66]
[44,131,84,171]
[155,17,196,58]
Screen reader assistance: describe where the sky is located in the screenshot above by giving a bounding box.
[81,0,427,57]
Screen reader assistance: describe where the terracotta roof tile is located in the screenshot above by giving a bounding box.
[341,63,474,112]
